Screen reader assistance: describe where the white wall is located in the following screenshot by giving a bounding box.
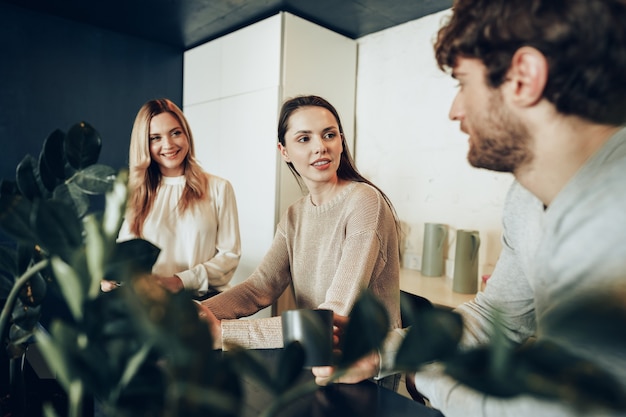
[355,10,514,278]
[183,13,357,316]
[184,16,283,320]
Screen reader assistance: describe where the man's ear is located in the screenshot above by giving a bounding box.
[506,46,548,107]
[277,143,291,163]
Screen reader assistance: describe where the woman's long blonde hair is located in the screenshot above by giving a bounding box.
[127,98,208,236]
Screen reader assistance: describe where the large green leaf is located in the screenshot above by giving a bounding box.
[0,193,37,245]
[65,121,102,170]
[83,214,107,299]
[16,154,42,201]
[51,256,84,321]
[102,170,128,240]
[34,322,80,391]
[34,198,83,262]
[53,182,89,218]
[42,128,67,179]
[73,164,116,195]
[338,290,389,367]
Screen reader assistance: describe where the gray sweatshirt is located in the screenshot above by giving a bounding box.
[409,127,626,417]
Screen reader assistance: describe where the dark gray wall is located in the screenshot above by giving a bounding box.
[0,1,183,253]
[0,1,183,186]
[0,3,184,379]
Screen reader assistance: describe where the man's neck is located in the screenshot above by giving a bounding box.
[515,116,620,207]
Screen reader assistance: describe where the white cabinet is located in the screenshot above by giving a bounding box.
[183,12,357,317]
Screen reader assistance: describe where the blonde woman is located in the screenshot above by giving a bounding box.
[115,98,241,298]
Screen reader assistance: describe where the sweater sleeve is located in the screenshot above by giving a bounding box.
[411,365,579,417]
[457,181,538,347]
[176,177,242,293]
[203,225,292,348]
[317,186,399,323]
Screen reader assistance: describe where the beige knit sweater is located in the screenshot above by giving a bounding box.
[203,181,401,349]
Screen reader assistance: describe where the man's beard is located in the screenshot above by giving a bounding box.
[467,92,533,173]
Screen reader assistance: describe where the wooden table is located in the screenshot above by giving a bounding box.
[399,268,478,309]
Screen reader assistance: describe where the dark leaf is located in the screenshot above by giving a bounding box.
[34,198,83,262]
[16,243,40,277]
[17,272,47,307]
[38,149,60,192]
[9,323,35,345]
[0,193,37,245]
[6,339,27,359]
[400,292,433,328]
[145,291,214,368]
[16,154,42,201]
[73,164,117,195]
[65,121,102,170]
[445,347,521,397]
[541,289,626,351]
[514,340,626,411]
[338,290,389,367]
[276,341,306,393]
[0,245,17,278]
[53,182,89,218]
[105,239,160,282]
[396,308,463,370]
[446,339,626,411]
[42,129,67,179]
[0,179,20,197]
[226,348,276,393]
[11,298,42,331]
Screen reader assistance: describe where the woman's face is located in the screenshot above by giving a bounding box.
[279,106,343,187]
[148,112,189,177]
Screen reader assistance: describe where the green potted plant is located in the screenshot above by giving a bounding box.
[0,121,392,417]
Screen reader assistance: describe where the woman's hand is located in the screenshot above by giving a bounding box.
[100,280,120,292]
[196,302,222,349]
[312,351,379,386]
[331,312,349,350]
[156,275,184,292]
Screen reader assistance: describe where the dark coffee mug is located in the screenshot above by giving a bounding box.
[281,308,333,367]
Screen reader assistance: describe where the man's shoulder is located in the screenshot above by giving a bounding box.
[503,181,544,220]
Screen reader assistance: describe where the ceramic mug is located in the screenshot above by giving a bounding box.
[452,230,480,294]
[421,223,447,277]
[281,308,333,367]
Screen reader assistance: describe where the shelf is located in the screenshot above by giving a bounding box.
[399,268,477,309]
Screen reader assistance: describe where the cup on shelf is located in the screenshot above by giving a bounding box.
[452,229,480,294]
[421,223,447,277]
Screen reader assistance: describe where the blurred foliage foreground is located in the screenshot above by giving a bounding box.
[1,122,626,417]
